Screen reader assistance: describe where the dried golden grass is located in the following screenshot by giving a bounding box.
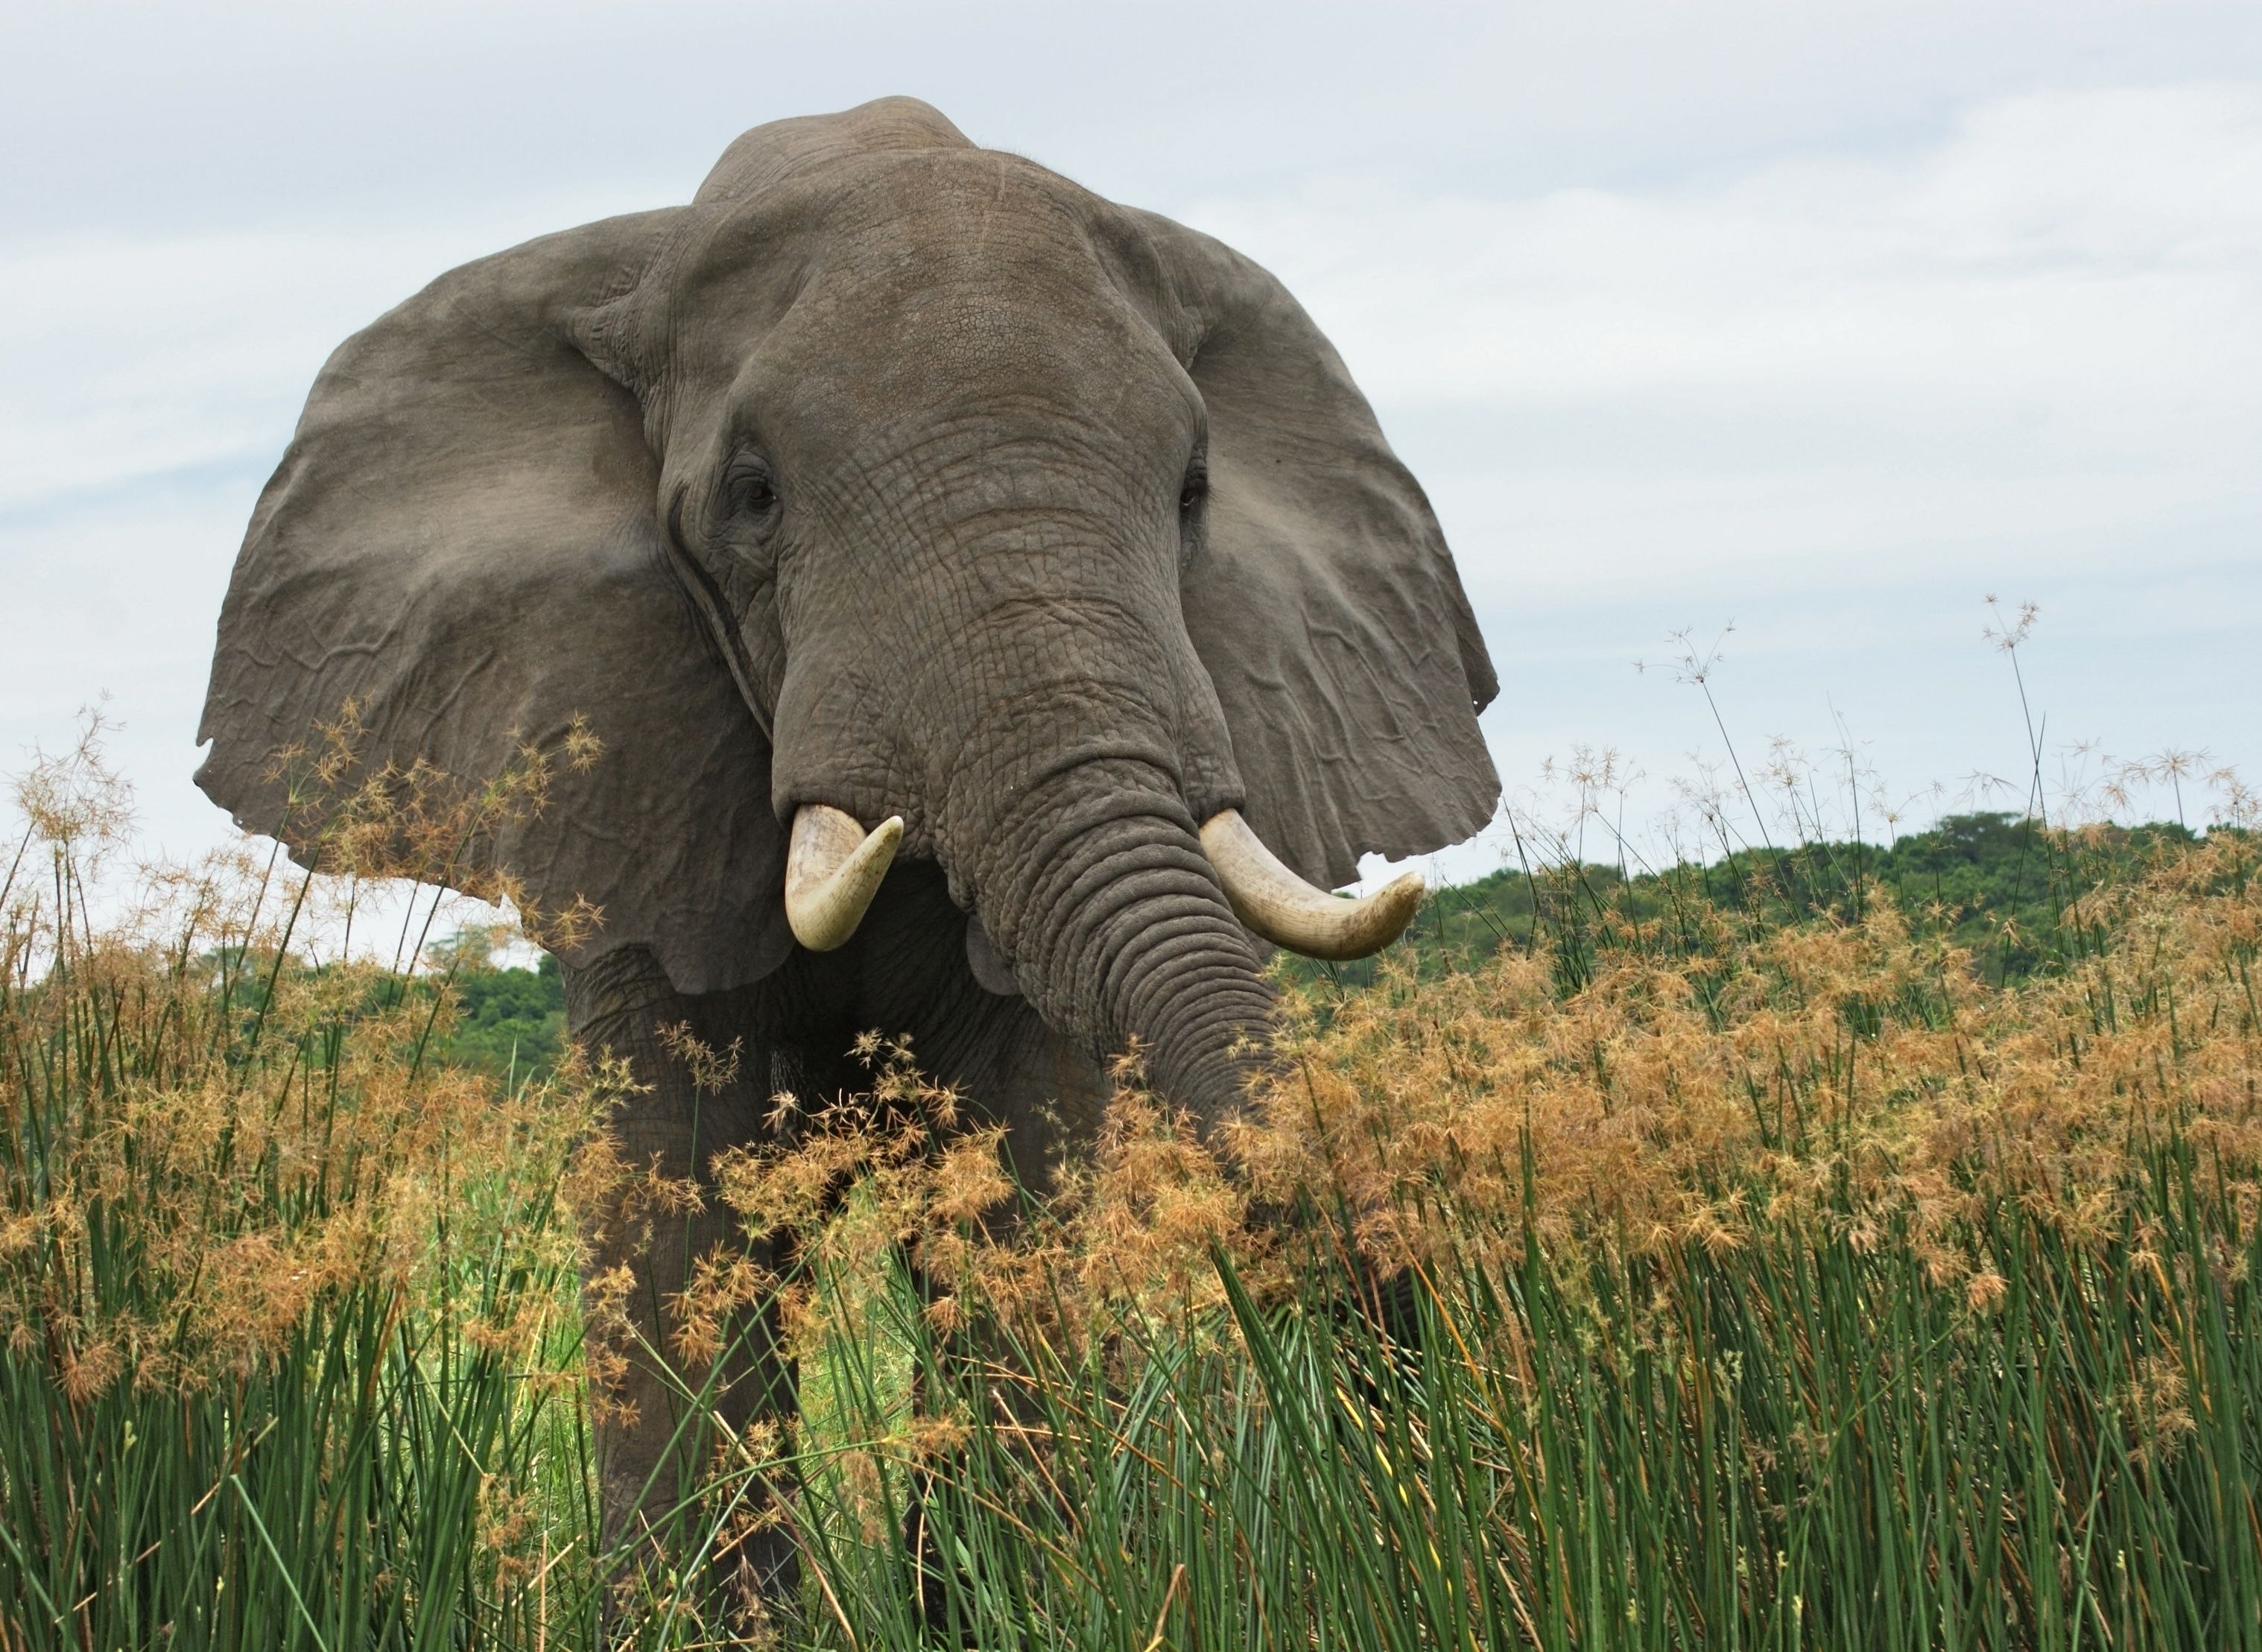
[0,713,631,1407]
[697,823,2261,1354]
[1238,828,2262,1288]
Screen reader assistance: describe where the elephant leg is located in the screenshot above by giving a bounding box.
[876,1007,1106,1641]
[902,977,1110,1636]
[562,946,797,1608]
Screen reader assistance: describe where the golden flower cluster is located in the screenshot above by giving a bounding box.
[695,822,2261,1355]
[1227,829,2262,1297]
[1,716,638,1405]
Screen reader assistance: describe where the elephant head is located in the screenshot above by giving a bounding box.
[196,98,1498,1121]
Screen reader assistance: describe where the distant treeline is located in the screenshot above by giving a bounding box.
[431,811,2218,1077]
[1282,811,2220,994]
[438,950,567,1080]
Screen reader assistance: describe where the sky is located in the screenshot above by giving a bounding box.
[4,0,2260,896]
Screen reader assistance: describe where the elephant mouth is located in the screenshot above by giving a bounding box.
[780,798,1423,963]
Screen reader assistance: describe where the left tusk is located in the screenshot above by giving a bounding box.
[1199,808,1423,961]
[785,804,903,952]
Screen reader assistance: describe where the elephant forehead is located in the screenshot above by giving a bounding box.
[674,153,1184,373]
[670,150,1100,305]
[833,150,1101,265]
[768,276,1194,443]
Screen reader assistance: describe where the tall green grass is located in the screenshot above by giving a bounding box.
[5,706,2259,1648]
[757,754,2262,1647]
[775,1120,2262,1649]
[0,768,612,1648]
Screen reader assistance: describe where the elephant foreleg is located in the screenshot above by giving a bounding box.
[563,945,796,1608]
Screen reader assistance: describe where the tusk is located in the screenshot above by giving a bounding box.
[785,804,903,952]
[1200,808,1424,961]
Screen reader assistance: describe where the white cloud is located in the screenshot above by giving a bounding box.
[1178,83,2262,614]
[1199,83,2262,418]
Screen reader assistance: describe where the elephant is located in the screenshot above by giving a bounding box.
[194,96,1499,1598]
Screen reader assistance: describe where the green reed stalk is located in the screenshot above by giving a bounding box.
[768,1122,2262,1651]
[0,838,609,1652]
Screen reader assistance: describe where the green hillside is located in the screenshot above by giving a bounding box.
[434,949,567,1080]
[1290,810,2211,993]
[428,811,2212,1074]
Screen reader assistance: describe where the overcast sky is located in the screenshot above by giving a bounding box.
[5,0,2259,888]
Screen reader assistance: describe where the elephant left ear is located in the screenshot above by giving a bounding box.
[1138,215,1501,890]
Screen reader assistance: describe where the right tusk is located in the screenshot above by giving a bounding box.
[785,803,903,952]
[1200,808,1424,961]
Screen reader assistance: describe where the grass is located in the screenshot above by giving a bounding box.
[785,1142,2261,1648]
[3,677,2258,1647]
[763,811,2262,1649]
[0,736,612,1649]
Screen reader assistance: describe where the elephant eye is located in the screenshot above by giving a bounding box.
[1176,466,1208,573]
[724,452,779,520]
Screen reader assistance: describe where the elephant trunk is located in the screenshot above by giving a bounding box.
[951,756,1276,1124]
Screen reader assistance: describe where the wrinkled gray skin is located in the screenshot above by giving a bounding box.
[197,98,1498,1592]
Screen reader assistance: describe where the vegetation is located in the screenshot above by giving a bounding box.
[423,926,568,1080]
[1290,808,2210,996]
[0,732,616,1651]
[766,804,2262,1649]
[409,807,2215,1076]
[4,683,2260,1647]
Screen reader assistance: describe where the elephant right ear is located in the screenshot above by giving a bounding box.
[196,209,794,996]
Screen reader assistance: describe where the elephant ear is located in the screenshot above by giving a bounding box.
[1142,216,1501,889]
[195,209,794,995]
